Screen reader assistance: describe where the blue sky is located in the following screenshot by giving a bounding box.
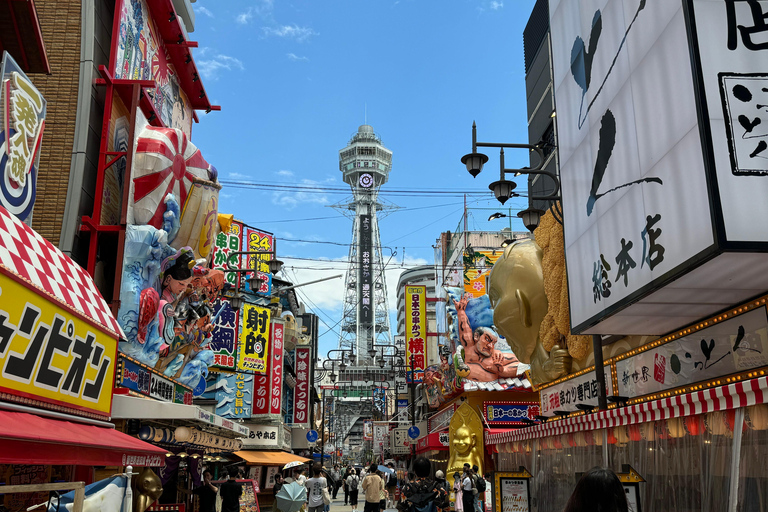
[190,0,538,357]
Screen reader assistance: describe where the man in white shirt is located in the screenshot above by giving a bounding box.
[461,468,475,512]
[305,465,328,512]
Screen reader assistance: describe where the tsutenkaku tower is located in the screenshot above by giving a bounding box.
[335,125,393,364]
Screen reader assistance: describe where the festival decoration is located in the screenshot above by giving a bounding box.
[172,177,221,261]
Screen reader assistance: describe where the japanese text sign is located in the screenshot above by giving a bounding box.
[244,227,273,296]
[616,306,768,398]
[118,355,191,404]
[483,402,540,426]
[216,372,254,419]
[269,322,284,415]
[406,285,426,383]
[0,272,116,416]
[0,52,46,224]
[552,0,768,335]
[210,298,238,370]
[239,304,270,373]
[363,420,373,440]
[539,366,613,415]
[244,424,280,448]
[292,346,311,426]
[212,220,243,288]
[359,214,373,328]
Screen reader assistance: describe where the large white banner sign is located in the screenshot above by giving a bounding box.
[552,0,768,335]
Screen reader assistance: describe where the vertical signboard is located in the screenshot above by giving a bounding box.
[293,346,311,426]
[215,373,253,419]
[0,52,46,225]
[359,214,373,329]
[269,322,285,415]
[373,386,386,415]
[212,220,243,288]
[244,226,274,296]
[210,298,238,370]
[363,420,373,441]
[405,285,426,383]
[239,304,270,373]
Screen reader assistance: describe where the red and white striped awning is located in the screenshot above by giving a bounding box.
[486,375,768,445]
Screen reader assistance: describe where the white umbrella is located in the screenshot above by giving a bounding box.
[283,460,306,471]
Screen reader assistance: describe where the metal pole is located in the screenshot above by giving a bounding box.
[320,387,326,466]
[592,335,608,410]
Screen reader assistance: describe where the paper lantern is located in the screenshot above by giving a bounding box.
[745,404,768,430]
[174,426,191,443]
[705,411,730,436]
[725,409,748,433]
[553,436,563,449]
[138,426,154,441]
[606,428,617,445]
[640,422,656,442]
[574,431,588,447]
[567,433,577,448]
[592,429,604,446]
[612,426,630,445]
[523,441,532,453]
[666,417,687,438]
[684,415,704,436]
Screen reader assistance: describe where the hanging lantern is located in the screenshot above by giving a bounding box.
[628,424,643,442]
[640,422,656,442]
[666,417,687,438]
[705,411,730,436]
[553,436,563,449]
[524,441,532,453]
[138,426,154,441]
[613,425,630,445]
[606,428,617,445]
[654,419,670,440]
[574,431,587,447]
[174,426,191,443]
[745,404,768,430]
[684,415,704,436]
[593,429,604,446]
[725,410,748,433]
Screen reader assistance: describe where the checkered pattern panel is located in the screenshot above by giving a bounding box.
[0,206,124,337]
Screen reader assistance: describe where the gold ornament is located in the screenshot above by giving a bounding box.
[447,402,484,475]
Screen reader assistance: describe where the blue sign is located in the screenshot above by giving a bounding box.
[307,430,319,443]
[484,403,540,425]
[215,373,253,419]
[408,426,420,439]
[192,375,207,397]
[397,399,409,410]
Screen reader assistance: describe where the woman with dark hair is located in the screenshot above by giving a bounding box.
[563,467,629,512]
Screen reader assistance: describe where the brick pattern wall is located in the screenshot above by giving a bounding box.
[29,0,82,247]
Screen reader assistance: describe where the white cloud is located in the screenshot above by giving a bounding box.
[287,53,309,62]
[271,179,329,208]
[262,24,318,42]
[197,6,214,17]
[277,170,294,177]
[227,171,251,180]
[197,54,245,80]
[235,8,253,24]
[490,1,503,9]
[279,257,348,311]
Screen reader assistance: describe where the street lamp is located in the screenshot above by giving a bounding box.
[462,122,563,227]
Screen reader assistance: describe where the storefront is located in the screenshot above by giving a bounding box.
[0,204,166,511]
[234,449,312,511]
[486,295,768,512]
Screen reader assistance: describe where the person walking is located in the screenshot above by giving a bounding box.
[347,468,361,512]
[563,467,629,512]
[385,463,398,509]
[471,465,482,512]
[361,464,384,512]
[220,469,243,512]
[343,468,351,505]
[306,465,328,512]
[331,464,341,499]
[433,471,448,512]
[400,457,448,512]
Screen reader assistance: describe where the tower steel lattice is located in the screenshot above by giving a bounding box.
[333,125,394,365]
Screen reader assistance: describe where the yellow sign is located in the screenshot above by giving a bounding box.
[405,285,426,383]
[0,272,116,416]
[239,303,270,373]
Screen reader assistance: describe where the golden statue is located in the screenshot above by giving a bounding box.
[488,239,573,386]
[447,402,484,475]
[133,467,163,512]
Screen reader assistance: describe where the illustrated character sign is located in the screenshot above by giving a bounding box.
[447,402,484,476]
[453,293,520,381]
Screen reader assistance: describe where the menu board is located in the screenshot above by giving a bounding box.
[498,478,530,512]
[239,479,260,512]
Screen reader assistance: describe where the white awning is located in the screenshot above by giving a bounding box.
[111,395,249,437]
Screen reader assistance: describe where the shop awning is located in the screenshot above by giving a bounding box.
[112,394,250,438]
[0,410,167,466]
[414,431,449,454]
[234,451,312,466]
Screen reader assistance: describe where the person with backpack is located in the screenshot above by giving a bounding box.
[400,457,448,512]
[461,467,474,512]
[471,465,483,512]
[343,468,352,505]
[347,468,361,512]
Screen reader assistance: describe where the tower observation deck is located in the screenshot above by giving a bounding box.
[336,125,393,365]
